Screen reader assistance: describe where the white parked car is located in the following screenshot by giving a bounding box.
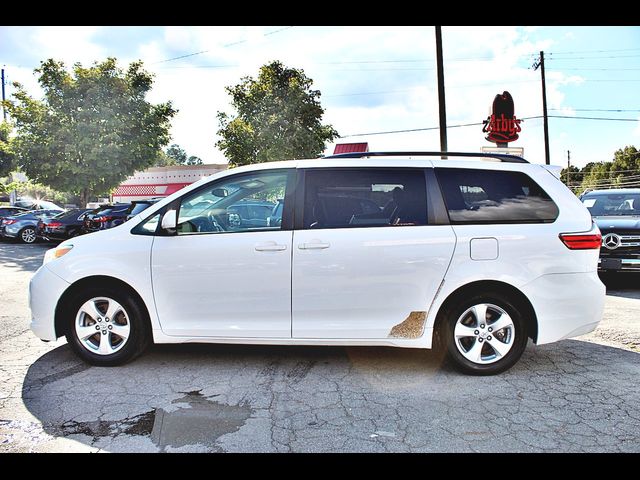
[29,152,605,375]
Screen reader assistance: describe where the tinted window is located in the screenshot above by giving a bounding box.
[303,169,428,229]
[177,170,289,235]
[435,168,559,224]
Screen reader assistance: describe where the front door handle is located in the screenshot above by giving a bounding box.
[255,242,287,252]
[298,241,330,250]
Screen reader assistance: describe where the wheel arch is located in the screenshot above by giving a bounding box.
[54,275,152,338]
[433,280,538,343]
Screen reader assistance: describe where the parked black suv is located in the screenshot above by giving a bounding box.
[581,188,640,272]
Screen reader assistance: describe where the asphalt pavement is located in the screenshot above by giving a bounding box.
[0,240,639,452]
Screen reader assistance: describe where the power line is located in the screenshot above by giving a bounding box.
[548,115,640,122]
[548,47,640,55]
[547,53,640,59]
[549,108,640,112]
[151,26,294,65]
[546,67,640,71]
[340,116,544,138]
[340,113,640,138]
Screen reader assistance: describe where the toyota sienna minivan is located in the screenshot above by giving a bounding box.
[29,152,605,375]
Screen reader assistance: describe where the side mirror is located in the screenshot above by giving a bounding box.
[212,188,228,197]
[161,209,177,231]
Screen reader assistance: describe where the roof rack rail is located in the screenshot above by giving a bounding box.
[323,151,529,164]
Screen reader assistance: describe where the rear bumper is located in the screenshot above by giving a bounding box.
[29,265,70,341]
[521,271,605,345]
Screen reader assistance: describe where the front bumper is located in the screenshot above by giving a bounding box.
[521,271,605,345]
[29,264,70,341]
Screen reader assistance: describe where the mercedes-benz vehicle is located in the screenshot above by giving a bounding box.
[580,188,640,272]
[29,152,605,375]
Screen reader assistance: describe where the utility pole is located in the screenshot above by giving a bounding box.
[435,26,447,159]
[567,150,571,189]
[1,68,6,121]
[532,52,550,165]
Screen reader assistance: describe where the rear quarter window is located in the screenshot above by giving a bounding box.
[435,168,559,224]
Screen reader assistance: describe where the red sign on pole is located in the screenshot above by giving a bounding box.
[482,91,522,145]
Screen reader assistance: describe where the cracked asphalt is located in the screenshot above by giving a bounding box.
[1,241,639,452]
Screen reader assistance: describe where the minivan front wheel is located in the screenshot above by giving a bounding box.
[439,292,528,375]
[65,287,150,366]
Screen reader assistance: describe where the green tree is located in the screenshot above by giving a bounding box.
[153,150,177,167]
[579,146,640,192]
[4,58,176,206]
[166,143,187,164]
[162,144,202,166]
[560,165,580,192]
[216,60,338,166]
[0,122,15,177]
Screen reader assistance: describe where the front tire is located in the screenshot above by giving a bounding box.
[438,292,528,375]
[65,286,151,366]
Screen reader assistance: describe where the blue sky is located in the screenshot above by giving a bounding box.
[1,26,639,168]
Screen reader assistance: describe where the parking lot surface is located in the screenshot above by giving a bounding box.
[1,241,639,452]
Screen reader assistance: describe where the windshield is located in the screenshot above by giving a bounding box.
[582,193,640,216]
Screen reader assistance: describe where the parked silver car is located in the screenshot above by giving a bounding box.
[1,209,65,244]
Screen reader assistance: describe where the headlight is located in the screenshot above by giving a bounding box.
[43,244,73,265]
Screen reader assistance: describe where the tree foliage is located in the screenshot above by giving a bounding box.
[157,144,203,166]
[561,146,640,194]
[0,177,69,205]
[216,60,338,166]
[166,143,187,164]
[0,122,15,177]
[4,58,176,205]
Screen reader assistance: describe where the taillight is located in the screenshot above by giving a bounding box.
[96,216,114,223]
[3,219,17,225]
[559,232,602,250]
[46,222,63,228]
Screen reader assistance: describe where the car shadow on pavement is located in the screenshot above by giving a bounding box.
[0,242,51,273]
[18,339,640,452]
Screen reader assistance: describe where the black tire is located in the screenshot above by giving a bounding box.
[438,291,529,375]
[65,285,151,366]
[18,227,37,244]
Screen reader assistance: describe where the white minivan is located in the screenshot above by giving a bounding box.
[29,152,605,375]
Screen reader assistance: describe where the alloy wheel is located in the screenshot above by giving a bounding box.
[21,228,36,243]
[74,297,131,355]
[453,303,515,365]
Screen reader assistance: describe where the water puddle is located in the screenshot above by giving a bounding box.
[59,390,252,452]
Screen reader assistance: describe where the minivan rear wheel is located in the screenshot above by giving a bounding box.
[439,292,528,375]
[65,286,150,366]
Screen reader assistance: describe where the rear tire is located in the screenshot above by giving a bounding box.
[65,286,151,366]
[438,291,528,375]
